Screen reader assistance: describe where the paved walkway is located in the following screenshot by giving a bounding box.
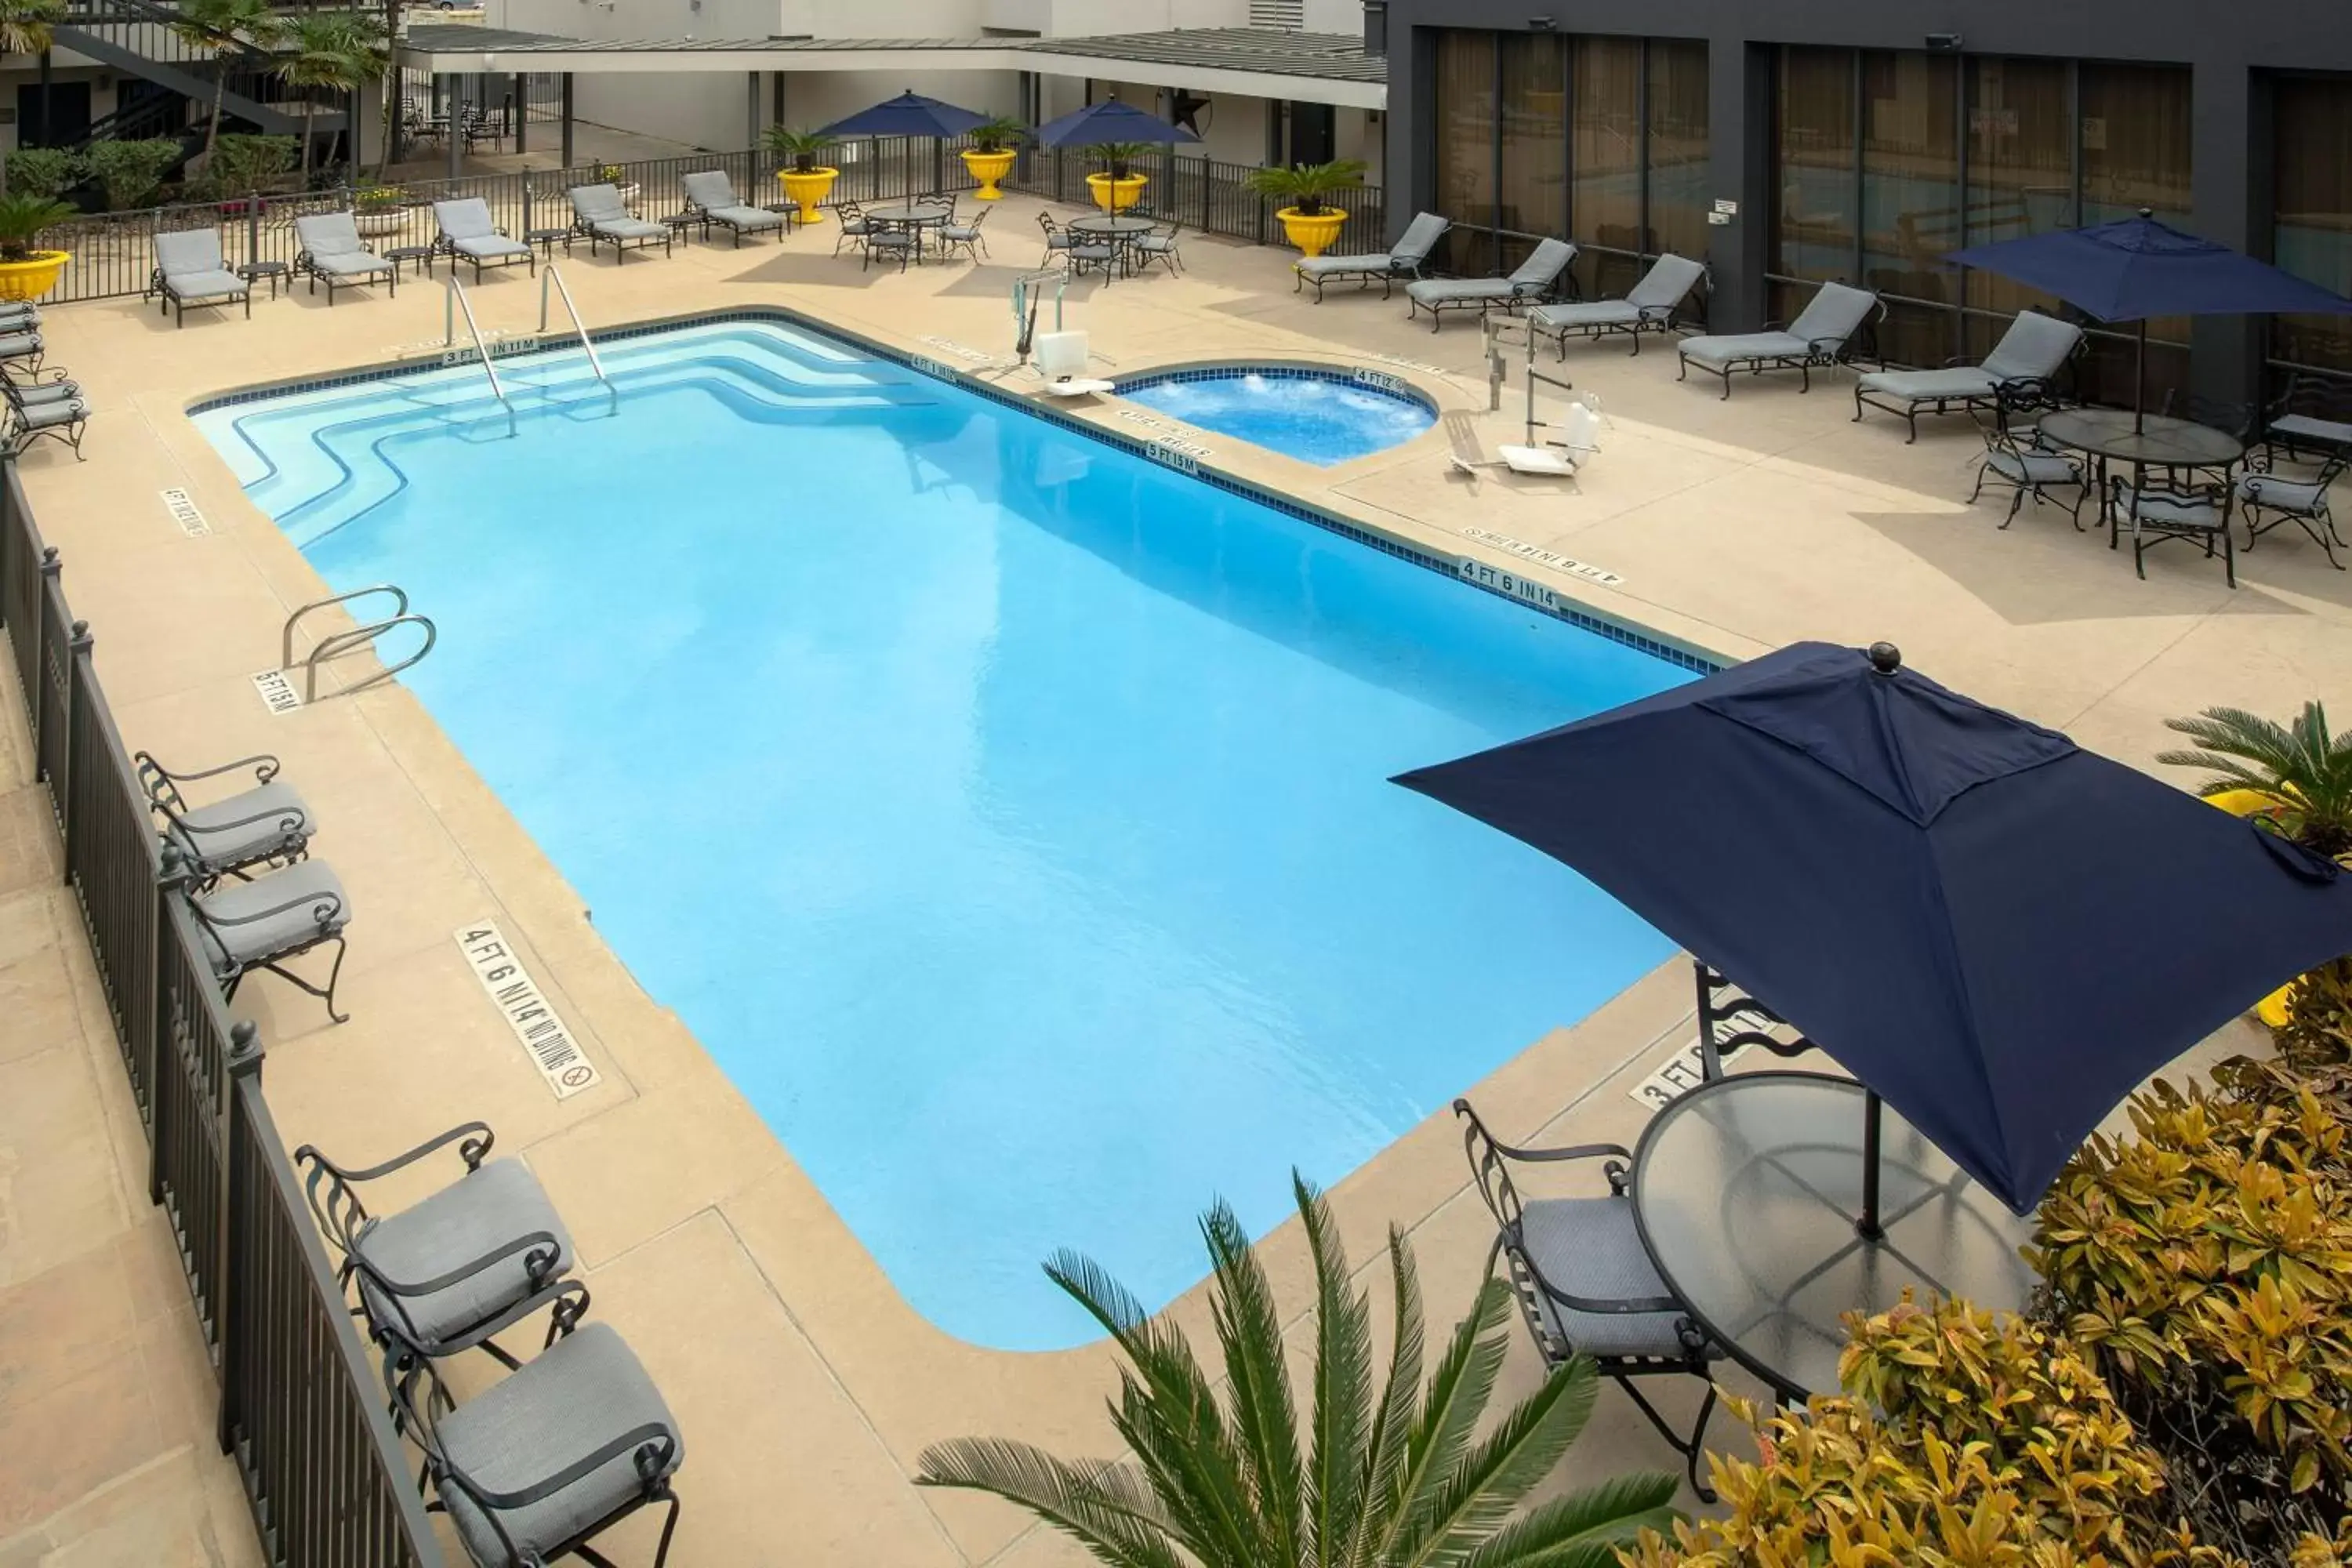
[3,193,2303,1566]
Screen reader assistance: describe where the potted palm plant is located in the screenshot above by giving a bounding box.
[596,162,642,209]
[1082,141,1149,212]
[763,125,838,224]
[0,193,76,301]
[960,115,1024,201]
[1244,158,1368,257]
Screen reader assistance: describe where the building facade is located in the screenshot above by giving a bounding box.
[1371,0,2352,409]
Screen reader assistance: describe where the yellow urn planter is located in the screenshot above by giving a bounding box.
[1277,207,1348,258]
[2203,788,2300,1025]
[0,250,69,303]
[778,166,840,224]
[1085,172,1148,212]
[961,147,1018,201]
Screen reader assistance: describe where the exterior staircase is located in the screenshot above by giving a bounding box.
[53,0,343,140]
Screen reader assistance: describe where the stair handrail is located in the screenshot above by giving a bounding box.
[539,264,617,413]
[445,275,517,438]
[299,613,436,701]
[281,583,408,670]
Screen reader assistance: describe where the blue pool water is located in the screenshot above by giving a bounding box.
[1118,367,1436,466]
[196,320,1692,1350]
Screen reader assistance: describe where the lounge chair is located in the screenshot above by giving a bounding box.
[0,302,40,335]
[1454,1098,1726,1499]
[432,199,535,282]
[296,1120,586,1367]
[2238,448,2349,569]
[2,372,85,459]
[1676,280,1882,398]
[150,228,249,326]
[184,856,352,1024]
[1528,252,1707,359]
[387,1322,684,1568]
[680,169,786,246]
[2256,371,2352,467]
[568,183,673,263]
[1294,210,1450,302]
[134,750,314,887]
[1404,238,1577,332]
[1853,309,2084,441]
[292,211,398,305]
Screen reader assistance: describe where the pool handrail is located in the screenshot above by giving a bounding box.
[539,264,618,415]
[281,583,408,670]
[444,274,517,437]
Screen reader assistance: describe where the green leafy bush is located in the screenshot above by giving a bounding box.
[84,137,183,211]
[195,132,298,199]
[5,145,85,201]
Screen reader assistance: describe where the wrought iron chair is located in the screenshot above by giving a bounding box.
[1035,209,1073,266]
[134,750,314,888]
[385,1322,684,1568]
[2112,471,2238,587]
[2256,371,2352,468]
[1452,1097,1724,1498]
[296,1120,586,1370]
[177,849,353,1023]
[2238,447,2349,570]
[1131,216,1183,277]
[1966,377,2088,529]
[832,200,873,258]
[938,205,989,263]
[1,370,86,459]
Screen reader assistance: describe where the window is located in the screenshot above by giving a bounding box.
[1497,34,1566,252]
[1863,51,1960,365]
[2272,74,2352,376]
[1572,36,1644,292]
[1647,40,1712,263]
[1432,30,1498,274]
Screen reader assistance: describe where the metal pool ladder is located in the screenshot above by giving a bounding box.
[540,264,618,413]
[444,275,517,437]
[281,585,437,702]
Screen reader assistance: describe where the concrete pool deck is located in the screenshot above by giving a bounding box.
[0,192,2312,1566]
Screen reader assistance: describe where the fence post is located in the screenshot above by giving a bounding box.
[245,192,260,270]
[31,546,57,777]
[149,844,187,1206]
[523,181,533,238]
[58,619,88,885]
[216,1019,261,1457]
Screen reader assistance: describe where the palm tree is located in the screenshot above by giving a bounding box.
[2158,701,2352,858]
[919,1174,1681,1568]
[0,0,66,194]
[169,0,279,167]
[275,10,385,186]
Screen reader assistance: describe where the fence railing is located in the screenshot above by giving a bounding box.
[0,460,442,1568]
[1003,146,1388,255]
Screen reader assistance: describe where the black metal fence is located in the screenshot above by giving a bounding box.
[0,460,442,1568]
[1004,146,1389,255]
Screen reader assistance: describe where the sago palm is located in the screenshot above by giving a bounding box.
[2158,701,2352,858]
[919,1174,1680,1568]
[169,0,278,165]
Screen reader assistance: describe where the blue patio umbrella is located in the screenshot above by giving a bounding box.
[1032,96,1201,148]
[816,90,989,141]
[1392,640,2352,1217]
[1945,209,2352,428]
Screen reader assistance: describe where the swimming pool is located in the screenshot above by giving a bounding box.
[1117,365,1436,466]
[196,318,1693,1350]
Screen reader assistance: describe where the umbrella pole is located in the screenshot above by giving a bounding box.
[1859,1091,1885,1240]
[2133,319,2147,435]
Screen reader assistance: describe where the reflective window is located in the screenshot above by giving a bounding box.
[2274,74,2352,376]
[1433,31,1497,274]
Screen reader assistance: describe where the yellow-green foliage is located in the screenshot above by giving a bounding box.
[1617,1296,2226,1568]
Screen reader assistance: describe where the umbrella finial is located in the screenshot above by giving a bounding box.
[1867,642,1903,675]
[2139,207,2154,220]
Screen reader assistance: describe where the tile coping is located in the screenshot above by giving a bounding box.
[184,305,1730,676]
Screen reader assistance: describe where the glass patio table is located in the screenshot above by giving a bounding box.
[2035,408,2246,539]
[865,201,954,259]
[1629,1070,2038,1400]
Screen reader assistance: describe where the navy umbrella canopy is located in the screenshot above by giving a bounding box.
[1033,96,1201,148]
[817,90,989,141]
[1394,641,2352,1214]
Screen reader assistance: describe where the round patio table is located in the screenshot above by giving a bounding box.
[864,200,953,258]
[2036,408,2245,542]
[1629,1070,2038,1401]
[1066,213,1156,238]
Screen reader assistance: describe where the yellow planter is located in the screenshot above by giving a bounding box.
[2204,788,2300,1025]
[1277,207,1349,258]
[1085,172,1148,212]
[778,166,840,224]
[0,250,68,303]
[961,147,1017,201]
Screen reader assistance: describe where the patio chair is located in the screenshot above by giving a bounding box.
[2238,447,2349,569]
[2,372,86,459]
[2256,371,2352,467]
[1852,309,2085,441]
[2112,472,2238,588]
[1293,210,1450,302]
[1966,378,2088,529]
[150,228,250,326]
[834,201,874,258]
[1035,210,1073,267]
[133,750,314,887]
[1063,234,1120,283]
[1528,252,1707,359]
[432,199,535,282]
[1404,238,1577,332]
[292,211,399,306]
[1452,1098,1724,1499]
[1676,280,1882,398]
[568,184,673,263]
[295,1120,586,1367]
[679,169,786,246]
[862,223,916,273]
[183,855,353,1024]
[938,205,990,263]
[385,1322,684,1568]
[1129,216,1182,277]
[0,301,41,335]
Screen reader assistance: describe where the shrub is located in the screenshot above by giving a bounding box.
[5,145,85,201]
[1618,1295,2230,1568]
[353,182,404,212]
[84,137,182,212]
[195,132,298,199]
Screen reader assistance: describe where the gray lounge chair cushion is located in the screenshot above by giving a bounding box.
[1626,252,1707,311]
[1530,299,1641,331]
[709,202,786,233]
[1855,365,1999,401]
[354,1157,573,1348]
[0,333,38,358]
[1297,249,1403,278]
[155,228,244,298]
[13,398,85,428]
[1980,310,2083,382]
[2237,473,2329,510]
[1784,281,1878,349]
[437,200,532,260]
[166,780,312,873]
[16,380,78,404]
[1295,211,1450,278]
[296,212,368,256]
[1406,237,1577,307]
[193,860,348,975]
[1519,1198,1711,1360]
[1406,276,1518,306]
[2270,413,2352,448]
[1986,446,2083,485]
[1679,329,1812,368]
[437,1324,683,1566]
[681,171,783,232]
[2117,483,2225,529]
[312,249,397,278]
[570,184,666,240]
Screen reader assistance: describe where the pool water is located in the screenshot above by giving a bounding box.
[197,320,1691,1350]
[1118,368,1436,466]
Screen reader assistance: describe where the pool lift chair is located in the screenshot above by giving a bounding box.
[1451,327,1602,478]
[1014,270,1113,396]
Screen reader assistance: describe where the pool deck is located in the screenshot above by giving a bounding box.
[0,192,2307,1566]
